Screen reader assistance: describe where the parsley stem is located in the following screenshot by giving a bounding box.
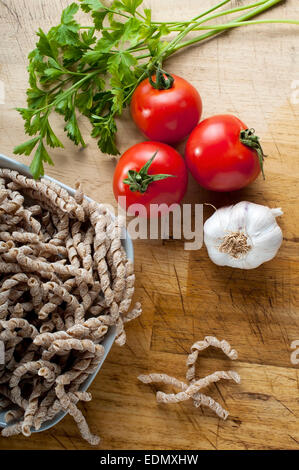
[151,0,232,26]
[166,0,270,31]
[135,53,151,60]
[187,19,299,30]
[32,72,98,115]
[162,0,285,58]
[48,77,73,95]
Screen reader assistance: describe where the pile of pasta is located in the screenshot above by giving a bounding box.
[0,168,141,445]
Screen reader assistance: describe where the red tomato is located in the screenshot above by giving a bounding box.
[130,74,202,144]
[185,114,263,192]
[113,141,188,217]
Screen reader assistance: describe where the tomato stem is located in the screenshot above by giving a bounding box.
[240,128,266,179]
[148,66,174,90]
[123,151,176,193]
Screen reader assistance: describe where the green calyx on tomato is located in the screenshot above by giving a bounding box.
[123,151,176,194]
[240,128,266,179]
[148,65,174,90]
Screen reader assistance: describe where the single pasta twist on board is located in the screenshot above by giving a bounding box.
[138,336,240,420]
[0,169,141,445]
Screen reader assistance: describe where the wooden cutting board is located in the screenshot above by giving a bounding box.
[0,0,298,450]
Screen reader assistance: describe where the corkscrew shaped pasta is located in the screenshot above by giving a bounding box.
[0,170,141,445]
[138,336,239,420]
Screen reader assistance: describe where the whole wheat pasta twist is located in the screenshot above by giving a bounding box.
[34,331,71,348]
[33,388,56,430]
[28,276,44,310]
[156,371,240,404]
[1,422,22,437]
[33,242,68,258]
[66,228,92,312]
[16,249,54,274]
[38,361,61,384]
[40,320,55,333]
[52,311,65,331]
[66,237,80,269]
[0,328,16,342]
[89,203,113,306]
[118,259,135,316]
[50,213,70,246]
[11,231,40,244]
[55,380,100,445]
[9,302,24,318]
[20,188,65,220]
[71,220,82,250]
[114,300,141,346]
[138,373,187,390]
[114,302,142,346]
[22,381,42,437]
[41,210,54,239]
[81,226,94,275]
[0,301,8,319]
[138,373,229,420]
[123,302,142,324]
[44,338,98,361]
[5,407,24,424]
[0,273,28,306]
[45,282,80,311]
[67,323,108,342]
[186,336,238,383]
[17,207,42,235]
[0,318,38,339]
[41,178,85,222]
[67,401,100,445]
[38,293,64,320]
[0,235,11,244]
[9,361,42,388]
[192,393,229,419]
[0,191,24,215]
[59,346,103,392]
[0,241,9,253]
[106,220,126,303]
[26,204,42,216]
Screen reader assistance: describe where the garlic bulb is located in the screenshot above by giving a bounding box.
[204,201,283,269]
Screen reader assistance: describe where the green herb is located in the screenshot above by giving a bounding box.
[14,0,298,178]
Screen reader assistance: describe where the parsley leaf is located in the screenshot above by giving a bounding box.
[29,140,54,179]
[14,136,41,156]
[114,0,143,15]
[91,115,119,155]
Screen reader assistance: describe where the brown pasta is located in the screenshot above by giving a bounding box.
[138,336,239,420]
[0,169,141,445]
[186,336,238,383]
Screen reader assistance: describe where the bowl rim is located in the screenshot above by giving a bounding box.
[0,153,133,432]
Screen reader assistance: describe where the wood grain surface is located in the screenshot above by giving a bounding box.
[0,0,299,450]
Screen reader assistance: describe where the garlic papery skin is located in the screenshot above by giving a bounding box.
[204,201,283,269]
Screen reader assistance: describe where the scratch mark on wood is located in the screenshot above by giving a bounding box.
[174,264,187,316]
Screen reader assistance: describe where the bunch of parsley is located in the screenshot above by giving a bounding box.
[14,0,295,178]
